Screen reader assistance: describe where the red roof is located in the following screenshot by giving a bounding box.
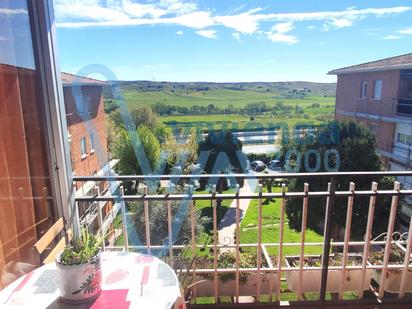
[328,53,412,75]
[61,72,107,86]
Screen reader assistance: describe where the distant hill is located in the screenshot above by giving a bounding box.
[104,81,336,99]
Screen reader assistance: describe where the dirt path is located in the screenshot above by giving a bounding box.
[218,175,258,252]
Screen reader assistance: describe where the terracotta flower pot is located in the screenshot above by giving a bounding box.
[56,251,102,303]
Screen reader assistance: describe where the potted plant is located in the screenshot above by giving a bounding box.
[285,254,371,293]
[369,244,412,293]
[55,229,102,303]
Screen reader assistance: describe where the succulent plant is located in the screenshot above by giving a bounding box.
[60,228,101,265]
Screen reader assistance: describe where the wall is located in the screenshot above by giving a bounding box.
[335,70,401,118]
[64,85,108,178]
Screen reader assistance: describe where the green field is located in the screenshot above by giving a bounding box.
[121,87,335,128]
[240,187,323,255]
[123,88,333,108]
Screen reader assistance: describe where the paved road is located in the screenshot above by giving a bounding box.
[218,172,259,251]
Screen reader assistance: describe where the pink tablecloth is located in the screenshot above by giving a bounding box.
[0,251,185,309]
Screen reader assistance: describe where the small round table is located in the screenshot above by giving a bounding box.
[0,251,185,309]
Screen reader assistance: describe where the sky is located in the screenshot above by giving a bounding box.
[53,0,412,83]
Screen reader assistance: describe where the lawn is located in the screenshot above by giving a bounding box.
[194,189,234,234]
[240,187,324,255]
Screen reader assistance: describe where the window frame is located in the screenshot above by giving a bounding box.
[90,133,95,153]
[75,93,91,115]
[360,80,368,98]
[372,80,383,100]
[80,136,88,158]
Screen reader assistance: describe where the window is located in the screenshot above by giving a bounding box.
[373,80,383,100]
[80,136,87,157]
[360,80,367,98]
[75,94,91,115]
[90,133,95,152]
[397,133,412,146]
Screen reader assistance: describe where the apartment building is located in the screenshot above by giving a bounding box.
[329,53,412,226]
[62,73,120,238]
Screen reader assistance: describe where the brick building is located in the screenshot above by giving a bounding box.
[62,73,119,237]
[62,73,109,178]
[329,53,412,227]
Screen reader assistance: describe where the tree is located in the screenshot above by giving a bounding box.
[281,121,395,241]
[198,131,247,198]
[162,128,199,175]
[105,118,120,156]
[113,125,161,177]
[110,106,157,130]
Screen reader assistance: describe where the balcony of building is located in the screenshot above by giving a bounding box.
[396,71,412,117]
[71,171,412,308]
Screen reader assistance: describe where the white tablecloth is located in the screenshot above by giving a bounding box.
[0,251,185,309]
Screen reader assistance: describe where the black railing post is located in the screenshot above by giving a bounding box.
[320,177,336,303]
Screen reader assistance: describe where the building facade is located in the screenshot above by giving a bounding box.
[62,73,119,238]
[330,53,412,227]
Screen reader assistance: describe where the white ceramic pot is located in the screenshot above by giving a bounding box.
[56,251,102,303]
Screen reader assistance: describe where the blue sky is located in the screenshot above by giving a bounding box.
[53,0,412,82]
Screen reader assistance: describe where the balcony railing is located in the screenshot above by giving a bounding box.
[73,171,412,306]
[397,98,412,116]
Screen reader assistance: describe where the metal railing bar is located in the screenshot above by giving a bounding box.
[235,184,240,304]
[190,186,197,300]
[212,184,218,303]
[339,182,354,299]
[167,198,173,268]
[72,170,412,182]
[297,183,309,301]
[120,186,129,251]
[95,186,105,252]
[73,189,412,202]
[257,184,263,302]
[379,181,401,298]
[358,182,377,299]
[276,184,287,301]
[156,264,412,274]
[143,185,151,255]
[320,179,336,303]
[399,210,412,298]
[103,239,405,250]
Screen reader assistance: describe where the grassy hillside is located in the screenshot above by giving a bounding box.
[122,88,334,109]
[105,80,336,128]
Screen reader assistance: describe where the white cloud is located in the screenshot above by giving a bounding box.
[54,2,412,43]
[196,29,217,39]
[56,2,412,30]
[176,30,184,35]
[272,22,295,33]
[266,22,298,44]
[173,11,214,29]
[330,18,353,28]
[382,35,402,40]
[398,27,412,34]
[213,8,263,34]
[266,33,298,44]
[0,8,27,16]
[232,32,242,42]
